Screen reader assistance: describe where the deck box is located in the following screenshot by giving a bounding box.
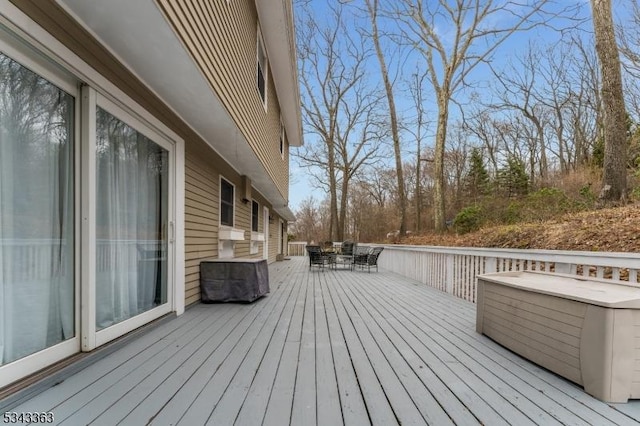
[476,270,640,403]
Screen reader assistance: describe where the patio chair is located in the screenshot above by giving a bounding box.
[329,241,357,270]
[306,245,332,270]
[353,246,384,272]
[340,241,356,256]
[352,245,369,262]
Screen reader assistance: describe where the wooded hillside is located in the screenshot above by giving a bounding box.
[291,1,640,246]
[401,203,640,253]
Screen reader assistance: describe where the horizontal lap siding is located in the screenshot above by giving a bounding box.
[185,149,218,306]
[185,145,278,306]
[10,0,289,309]
[268,218,279,264]
[156,0,289,200]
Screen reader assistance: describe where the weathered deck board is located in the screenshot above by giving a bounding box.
[354,268,638,426]
[339,271,561,425]
[346,269,521,425]
[226,266,304,426]
[313,271,344,426]
[4,257,640,426]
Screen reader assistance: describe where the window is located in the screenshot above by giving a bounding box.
[220,177,234,227]
[0,19,181,388]
[252,200,259,232]
[0,52,75,366]
[95,106,169,331]
[256,28,267,105]
[280,121,285,157]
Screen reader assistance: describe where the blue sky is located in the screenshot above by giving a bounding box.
[288,0,629,211]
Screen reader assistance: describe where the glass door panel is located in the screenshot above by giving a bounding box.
[0,52,75,365]
[95,107,168,331]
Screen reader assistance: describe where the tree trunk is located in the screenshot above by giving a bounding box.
[415,138,421,233]
[367,0,407,236]
[433,90,449,232]
[327,137,339,240]
[591,0,627,201]
[339,176,348,241]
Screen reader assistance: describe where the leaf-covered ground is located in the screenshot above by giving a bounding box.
[401,203,640,253]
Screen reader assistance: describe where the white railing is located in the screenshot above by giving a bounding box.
[0,239,68,281]
[1,239,164,281]
[288,242,308,256]
[288,241,343,256]
[377,245,640,303]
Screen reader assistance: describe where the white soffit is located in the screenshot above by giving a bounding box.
[56,0,290,210]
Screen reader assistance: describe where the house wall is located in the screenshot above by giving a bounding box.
[9,0,290,308]
[184,140,281,306]
[156,0,290,201]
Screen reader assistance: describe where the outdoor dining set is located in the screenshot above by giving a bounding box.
[305,242,384,272]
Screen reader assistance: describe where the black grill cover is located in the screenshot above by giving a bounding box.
[200,259,270,303]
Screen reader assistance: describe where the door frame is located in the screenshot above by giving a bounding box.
[0,27,81,388]
[81,89,177,351]
[263,207,269,260]
[0,0,186,385]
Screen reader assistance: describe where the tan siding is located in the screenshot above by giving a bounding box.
[234,190,251,259]
[10,0,290,309]
[266,214,285,263]
[184,143,273,305]
[184,147,218,304]
[156,0,289,200]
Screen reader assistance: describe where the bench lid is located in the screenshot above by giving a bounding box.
[478,271,640,308]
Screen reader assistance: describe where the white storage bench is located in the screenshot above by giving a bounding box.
[476,270,640,403]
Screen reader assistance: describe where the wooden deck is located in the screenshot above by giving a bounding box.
[5,257,640,425]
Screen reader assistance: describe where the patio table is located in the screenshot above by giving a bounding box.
[331,254,354,270]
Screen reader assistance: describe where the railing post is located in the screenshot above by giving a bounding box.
[446,254,454,295]
[367,244,640,302]
[484,257,497,274]
[555,262,572,274]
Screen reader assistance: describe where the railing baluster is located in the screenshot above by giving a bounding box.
[369,244,640,303]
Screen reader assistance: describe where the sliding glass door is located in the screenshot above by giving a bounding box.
[0,52,77,378]
[95,107,169,331]
[86,94,174,349]
[0,32,177,385]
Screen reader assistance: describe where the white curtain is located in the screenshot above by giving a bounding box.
[0,54,74,365]
[95,108,167,330]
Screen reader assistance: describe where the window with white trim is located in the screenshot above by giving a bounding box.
[252,200,259,232]
[220,177,234,227]
[256,27,267,105]
[280,120,285,158]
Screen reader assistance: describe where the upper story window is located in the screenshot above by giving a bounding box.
[220,177,234,227]
[280,120,285,158]
[252,200,259,232]
[256,27,267,106]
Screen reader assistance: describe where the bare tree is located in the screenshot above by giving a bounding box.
[490,45,550,184]
[617,0,640,149]
[617,0,640,79]
[334,84,387,240]
[472,35,602,178]
[296,3,384,240]
[394,0,570,231]
[591,0,627,201]
[359,0,409,237]
[464,109,501,175]
[545,37,601,171]
[406,69,431,232]
[290,196,324,242]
